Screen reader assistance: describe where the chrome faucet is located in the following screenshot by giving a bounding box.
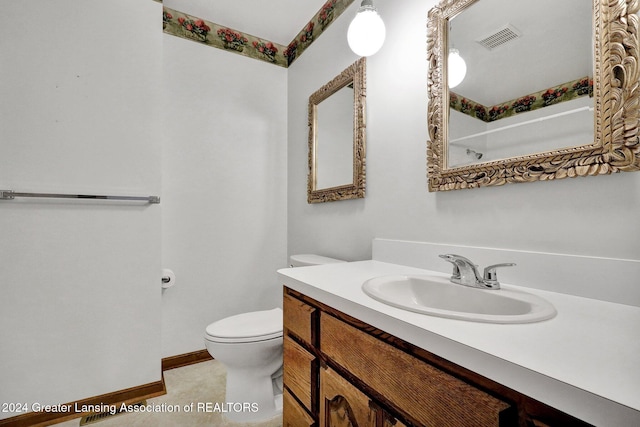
[438,254,515,290]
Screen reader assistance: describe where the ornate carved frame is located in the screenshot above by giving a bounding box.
[427,0,640,191]
[308,58,366,203]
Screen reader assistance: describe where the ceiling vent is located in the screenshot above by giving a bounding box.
[476,24,522,50]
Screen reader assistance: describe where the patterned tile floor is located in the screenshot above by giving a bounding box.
[55,360,282,427]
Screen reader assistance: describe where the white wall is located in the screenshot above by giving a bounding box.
[0,0,162,418]
[288,0,640,270]
[161,35,288,357]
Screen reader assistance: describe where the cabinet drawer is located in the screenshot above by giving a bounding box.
[283,389,314,427]
[320,313,511,427]
[283,335,315,412]
[284,291,315,344]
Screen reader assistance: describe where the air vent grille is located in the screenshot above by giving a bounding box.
[79,401,146,425]
[476,25,521,50]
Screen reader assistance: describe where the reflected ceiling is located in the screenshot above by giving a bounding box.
[450,0,592,105]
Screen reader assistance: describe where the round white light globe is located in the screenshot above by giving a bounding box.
[347,9,386,57]
[448,49,467,88]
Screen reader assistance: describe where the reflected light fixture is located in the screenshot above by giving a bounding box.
[448,48,467,88]
[347,0,386,57]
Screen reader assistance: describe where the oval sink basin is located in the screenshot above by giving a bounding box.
[362,275,556,324]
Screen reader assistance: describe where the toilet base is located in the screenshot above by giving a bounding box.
[223,371,282,423]
[203,309,284,423]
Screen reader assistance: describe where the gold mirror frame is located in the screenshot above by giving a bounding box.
[426,0,640,191]
[308,58,366,203]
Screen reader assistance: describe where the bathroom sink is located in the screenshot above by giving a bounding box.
[362,275,556,324]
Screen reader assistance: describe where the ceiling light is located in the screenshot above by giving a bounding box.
[347,0,386,57]
[448,48,467,88]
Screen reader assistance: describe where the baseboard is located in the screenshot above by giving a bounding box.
[0,350,212,427]
[161,349,213,371]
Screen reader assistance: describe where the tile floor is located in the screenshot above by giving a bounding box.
[56,360,283,427]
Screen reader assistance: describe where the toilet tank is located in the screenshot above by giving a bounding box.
[289,254,346,267]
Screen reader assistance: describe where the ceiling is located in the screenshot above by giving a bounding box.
[165,0,332,46]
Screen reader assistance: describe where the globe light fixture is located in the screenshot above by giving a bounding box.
[448,48,467,88]
[347,0,386,57]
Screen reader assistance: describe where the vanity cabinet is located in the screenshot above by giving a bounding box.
[283,287,594,427]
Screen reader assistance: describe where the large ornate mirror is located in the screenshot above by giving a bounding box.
[308,58,366,203]
[427,0,640,191]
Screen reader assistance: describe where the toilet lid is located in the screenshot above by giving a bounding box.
[205,308,283,343]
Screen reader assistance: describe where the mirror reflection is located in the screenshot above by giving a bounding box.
[315,84,354,189]
[447,0,594,168]
[426,0,640,192]
[308,58,366,203]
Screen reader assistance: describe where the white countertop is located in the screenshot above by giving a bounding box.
[278,260,640,427]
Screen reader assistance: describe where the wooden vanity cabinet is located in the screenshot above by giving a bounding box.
[283,287,593,427]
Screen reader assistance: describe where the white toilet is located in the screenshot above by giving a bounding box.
[204,254,345,422]
[289,253,347,268]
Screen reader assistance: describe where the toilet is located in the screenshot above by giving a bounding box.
[289,253,347,268]
[204,254,345,422]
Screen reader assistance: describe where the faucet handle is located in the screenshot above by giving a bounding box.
[483,263,516,283]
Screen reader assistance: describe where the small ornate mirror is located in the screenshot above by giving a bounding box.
[308,58,366,203]
[427,0,640,191]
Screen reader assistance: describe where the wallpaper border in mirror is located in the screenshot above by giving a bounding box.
[450,76,593,123]
[308,58,366,204]
[426,0,640,192]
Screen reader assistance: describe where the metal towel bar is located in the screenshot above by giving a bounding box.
[0,190,160,204]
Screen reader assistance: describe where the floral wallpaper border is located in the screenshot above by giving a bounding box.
[161,0,355,68]
[450,76,593,122]
[283,0,355,66]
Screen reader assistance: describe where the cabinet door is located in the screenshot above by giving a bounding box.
[319,366,377,427]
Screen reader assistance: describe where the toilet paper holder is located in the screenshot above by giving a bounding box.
[161,269,175,289]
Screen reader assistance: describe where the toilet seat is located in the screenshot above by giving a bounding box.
[205,308,283,344]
